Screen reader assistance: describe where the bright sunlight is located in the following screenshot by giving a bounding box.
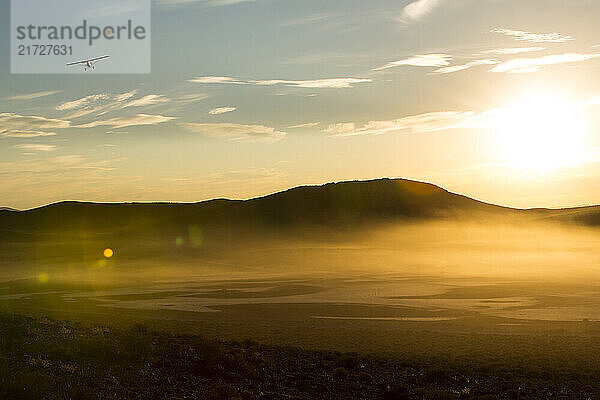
[492,93,588,172]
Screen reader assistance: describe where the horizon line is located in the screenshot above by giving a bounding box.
[2,177,599,213]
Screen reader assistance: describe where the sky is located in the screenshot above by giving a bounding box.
[2,0,600,210]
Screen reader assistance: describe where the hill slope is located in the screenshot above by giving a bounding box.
[0,179,511,237]
[1,178,599,242]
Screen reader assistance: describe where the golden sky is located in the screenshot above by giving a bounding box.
[2,0,600,209]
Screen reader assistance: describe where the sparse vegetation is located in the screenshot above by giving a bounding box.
[1,312,600,399]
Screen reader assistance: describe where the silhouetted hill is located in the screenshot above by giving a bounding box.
[0,179,512,237]
[1,178,599,241]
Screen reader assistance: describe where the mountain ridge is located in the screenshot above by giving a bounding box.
[1,178,599,235]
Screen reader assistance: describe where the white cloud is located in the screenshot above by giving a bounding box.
[254,78,370,88]
[0,113,70,130]
[325,103,600,138]
[15,144,57,152]
[63,107,107,120]
[189,76,370,88]
[189,76,248,84]
[323,122,357,135]
[287,122,319,129]
[491,53,600,73]
[323,111,478,136]
[209,106,237,115]
[434,59,499,74]
[481,47,545,55]
[493,28,573,43]
[402,0,441,21]
[0,129,57,138]
[181,122,286,141]
[373,54,451,71]
[114,90,138,102]
[122,94,170,108]
[8,91,61,101]
[56,91,176,120]
[76,114,175,129]
[56,94,109,111]
[58,91,137,119]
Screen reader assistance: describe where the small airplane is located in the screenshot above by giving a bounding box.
[66,55,110,71]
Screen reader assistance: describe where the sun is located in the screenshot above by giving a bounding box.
[492,93,588,172]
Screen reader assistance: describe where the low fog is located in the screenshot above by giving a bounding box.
[4,217,600,285]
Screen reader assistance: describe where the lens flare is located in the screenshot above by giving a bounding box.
[103,248,114,258]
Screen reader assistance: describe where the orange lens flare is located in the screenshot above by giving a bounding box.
[103,248,114,258]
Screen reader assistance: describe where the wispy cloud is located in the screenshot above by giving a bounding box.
[58,93,120,119]
[373,54,451,71]
[434,59,499,74]
[181,122,286,141]
[0,113,69,139]
[189,76,371,88]
[481,47,545,55]
[122,94,170,108]
[76,114,175,130]
[56,91,174,120]
[491,53,600,73]
[56,94,110,111]
[189,76,248,84]
[208,106,237,115]
[7,91,61,101]
[0,113,70,130]
[287,122,319,129]
[255,78,370,88]
[323,100,600,138]
[401,0,441,21]
[15,144,57,152]
[493,28,573,43]
[0,129,57,138]
[114,90,137,102]
[323,111,478,136]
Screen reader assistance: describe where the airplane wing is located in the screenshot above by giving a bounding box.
[66,55,109,66]
[89,55,110,64]
[66,59,89,66]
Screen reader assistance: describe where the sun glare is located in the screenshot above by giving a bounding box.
[492,93,588,172]
[103,248,114,259]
